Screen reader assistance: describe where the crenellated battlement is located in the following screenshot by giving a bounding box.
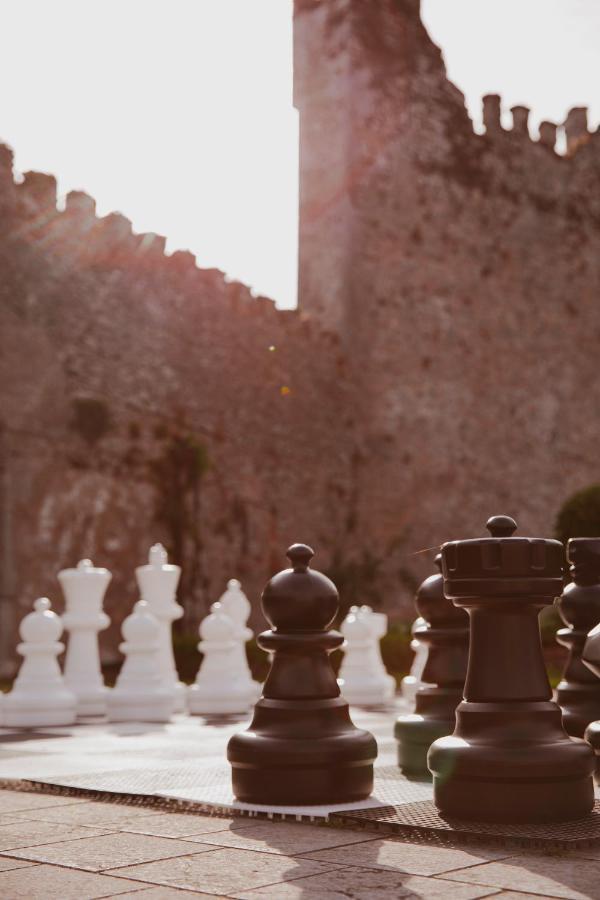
[0,141,282,320]
[480,95,597,157]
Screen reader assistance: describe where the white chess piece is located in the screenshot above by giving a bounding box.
[217,579,261,700]
[108,600,175,722]
[337,605,395,706]
[58,558,111,717]
[359,605,396,696]
[4,598,76,727]
[188,602,257,714]
[401,617,428,707]
[136,544,186,713]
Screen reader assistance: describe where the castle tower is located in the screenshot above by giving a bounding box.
[293,0,600,589]
[294,0,465,336]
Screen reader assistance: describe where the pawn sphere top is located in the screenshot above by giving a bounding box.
[122,600,159,643]
[149,543,168,567]
[262,543,338,631]
[77,558,94,570]
[287,544,314,571]
[21,597,62,643]
[486,516,518,537]
[227,578,241,590]
[201,602,236,641]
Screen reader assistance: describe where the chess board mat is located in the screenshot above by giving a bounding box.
[1,702,599,848]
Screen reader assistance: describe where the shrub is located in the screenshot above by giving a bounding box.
[555,484,600,544]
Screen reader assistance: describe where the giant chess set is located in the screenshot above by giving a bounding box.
[2,518,600,848]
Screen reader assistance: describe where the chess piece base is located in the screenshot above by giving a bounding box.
[395,686,463,776]
[3,694,76,728]
[108,692,174,723]
[394,715,454,777]
[584,719,600,780]
[68,685,109,719]
[188,684,255,716]
[429,700,595,823]
[556,681,600,738]
[228,697,377,805]
[338,675,395,708]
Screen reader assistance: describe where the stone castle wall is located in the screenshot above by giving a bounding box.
[294,0,600,584]
[1,0,599,671]
[0,150,356,672]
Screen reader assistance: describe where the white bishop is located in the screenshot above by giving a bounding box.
[188,602,257,715]
[217,579,261,700]
[108,600,175,722]
[58,558,111,717]
[136,544,186,713]
[337,605,395,706]
[4,598,76,727]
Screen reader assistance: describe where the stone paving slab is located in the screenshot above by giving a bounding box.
[440,854,600,900]
[0,862,154,899]
[0,789,597,898]
[6,831,215,872]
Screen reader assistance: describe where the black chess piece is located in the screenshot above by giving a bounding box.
[428,516,595,823]
[394,554,469,776]
[227,544,378,804]
[556,538,600,737]
[582,614,600,770]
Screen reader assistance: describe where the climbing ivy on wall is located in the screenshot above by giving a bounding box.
[148,427,211,623]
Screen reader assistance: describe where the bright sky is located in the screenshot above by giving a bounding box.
[0,1,598,309]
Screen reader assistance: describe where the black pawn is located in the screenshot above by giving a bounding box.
[582,611,600,768]
[394,554,469,776]
[227,544,377,804]
[556,538,600,737]
[428,516,595,823]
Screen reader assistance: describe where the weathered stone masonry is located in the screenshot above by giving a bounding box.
[1,0,600,670]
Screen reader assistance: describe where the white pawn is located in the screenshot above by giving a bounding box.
[4,598,76,727]
[217,579,261,700]
[188,602,257,715]
[108,600,175,722]
[337,605,395,706]
[136,544,186,713]
[58,558,111,717]
[401,617,428,707]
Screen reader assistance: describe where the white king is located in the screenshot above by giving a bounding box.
[136,543,186,713]
[58,558,111,717]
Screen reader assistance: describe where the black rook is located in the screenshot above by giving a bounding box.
[556,538,600,737]
[227,544,377,804]
[394,554,469,775]
[428,516,595,823]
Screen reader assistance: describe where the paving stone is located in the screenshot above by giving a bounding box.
[299,836,512,876]
[0,820,110,851]
[233,866,499,898]
[6,831,210,871]
[109,889,227,899]
[441,854,600,900]
[0,789,85,813]
[0,862,149,899]
[109,847,342,894]
[10,799,182,828]
[121,811,254,839]
[187,821,381,855]
[0,856,37,872]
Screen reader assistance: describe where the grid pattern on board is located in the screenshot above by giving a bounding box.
[331,799,600,849]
